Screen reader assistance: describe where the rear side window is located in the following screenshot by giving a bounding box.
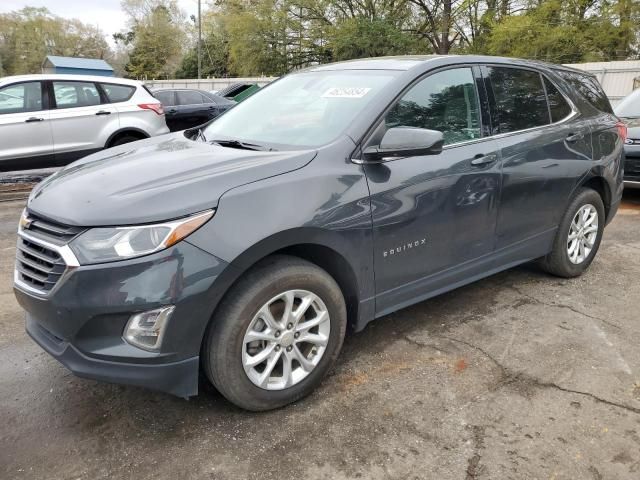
[487,67,550,133]
[386,67,481,145]
[53,81,101,109]
[543,77,572,122]
[177,90,204,105]
[154,91,175,106]
[0,82,42,114]
[101,83,135,103]
[555,70,613,114]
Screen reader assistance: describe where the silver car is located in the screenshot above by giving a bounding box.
[0,74,169,170]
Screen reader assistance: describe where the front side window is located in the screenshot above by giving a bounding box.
[177,90,204,105]
[101,83,135,103]
[203,70,399,148]
[385,68,481,145]
[544,77,572,122]
[488,67,550,133]
[0,82,42,114]
[53,81,101,109]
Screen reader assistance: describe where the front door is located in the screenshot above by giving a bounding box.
[362,67,502,315]
[0,81,53,170]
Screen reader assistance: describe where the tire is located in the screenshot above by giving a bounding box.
[203,255,347,411]
[108,134,141,147]
[539,188,605,278]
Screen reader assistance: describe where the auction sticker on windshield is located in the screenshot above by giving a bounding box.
[322,87,371,98]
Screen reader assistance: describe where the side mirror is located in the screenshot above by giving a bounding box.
[362,127,444,163]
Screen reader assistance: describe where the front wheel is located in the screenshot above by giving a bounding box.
[203,255,347,411]
[540,188,605,278]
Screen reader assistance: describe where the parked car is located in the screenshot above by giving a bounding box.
[0,74,169,171]
[15,55,624,411]
[152,88,235,131]
[614,88,640,185]
[216,82,261,102]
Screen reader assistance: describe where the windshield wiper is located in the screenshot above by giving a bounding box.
[209,139,273,151]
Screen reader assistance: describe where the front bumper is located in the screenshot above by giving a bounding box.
[15,240,230,397]
[623,145,640,182]
[26,316,200,397]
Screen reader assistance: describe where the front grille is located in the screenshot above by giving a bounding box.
[16,237,66,292]
[15,213,83,294]
[625,157,640,180]
[25,213,85,245]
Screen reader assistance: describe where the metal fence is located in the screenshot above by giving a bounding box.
[143,77,276,91]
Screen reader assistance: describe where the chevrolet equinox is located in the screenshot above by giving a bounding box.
[14,56,625,411]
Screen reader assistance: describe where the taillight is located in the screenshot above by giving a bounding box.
[138,103,164,115]
[616,120,627,142]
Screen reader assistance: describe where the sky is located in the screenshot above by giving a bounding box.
[0,0,199,46]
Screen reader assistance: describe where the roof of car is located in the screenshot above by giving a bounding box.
[44,55,114,71]
[304,55,596,77]
[0,74,142,86]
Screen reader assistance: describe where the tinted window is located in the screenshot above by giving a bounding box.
[101,83,135,103]
[488,67,550,133]
[386,68,481,145]
[177,90,204,105]
[154,91,175,106]
[0,82,42,114]
[544,77,572,122]
[556,70,612,113]
[53,81,101,108]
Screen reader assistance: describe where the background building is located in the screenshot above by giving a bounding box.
[41,56,114,77]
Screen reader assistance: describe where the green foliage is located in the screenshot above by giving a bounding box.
[117,0,186,79]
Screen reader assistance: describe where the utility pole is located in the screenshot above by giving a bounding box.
[197,0,202,79]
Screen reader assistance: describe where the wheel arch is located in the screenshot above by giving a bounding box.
[579,175,611,221]
[105,127,149,148]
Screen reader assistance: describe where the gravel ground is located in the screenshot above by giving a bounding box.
[1,189,639,480]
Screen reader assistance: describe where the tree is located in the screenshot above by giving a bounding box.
[116,0,187,79]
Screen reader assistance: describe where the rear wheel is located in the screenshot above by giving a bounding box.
[540,188,605,278]
[203,255,347,411]
[108,134,142,147]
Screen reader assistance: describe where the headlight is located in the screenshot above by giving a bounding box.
[70,210,214,264]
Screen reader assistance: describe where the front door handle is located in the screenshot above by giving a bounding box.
[566,132,584,142]
[471,153,497,166]
[95,110,111,116]
[25,117,44,123]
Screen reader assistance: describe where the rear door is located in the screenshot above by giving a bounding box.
[363,66,502,314]
[484,65,593,256]
[0,81,53,169]
[48,80,117,158]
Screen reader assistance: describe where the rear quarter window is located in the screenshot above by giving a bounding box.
[543,77,573,122]
[555,70,613,114]
[101,83,136,103]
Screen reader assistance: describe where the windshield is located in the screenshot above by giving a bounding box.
[615,88,640,118]
[203,70,399,148]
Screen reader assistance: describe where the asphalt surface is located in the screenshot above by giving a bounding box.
[1,189,640,480]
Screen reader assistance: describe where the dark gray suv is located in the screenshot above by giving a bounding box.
[14,55,625,411]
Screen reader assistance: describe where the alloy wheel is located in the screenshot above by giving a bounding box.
[242,289,331,390]
[567,204,598,265]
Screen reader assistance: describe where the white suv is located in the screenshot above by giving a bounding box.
[0,74,169,171]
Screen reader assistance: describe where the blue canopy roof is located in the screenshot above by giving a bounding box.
[44,56,113,71]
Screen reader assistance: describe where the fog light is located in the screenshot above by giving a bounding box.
[123,306,175,351]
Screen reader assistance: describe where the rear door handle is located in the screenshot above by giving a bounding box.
[25,117,44,123]
[471,153,497,166]
[566,132,584,142]
[95,110,111,116]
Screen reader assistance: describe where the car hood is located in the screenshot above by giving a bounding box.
[27,133,316,226]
